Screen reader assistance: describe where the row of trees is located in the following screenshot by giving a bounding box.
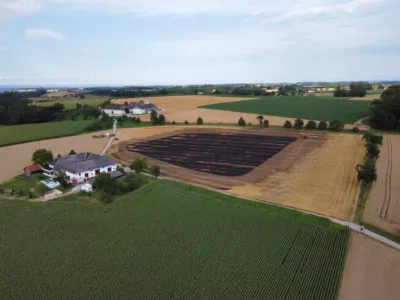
[333,82,373,98]
[369,84,400,130]
[356,133,382,185]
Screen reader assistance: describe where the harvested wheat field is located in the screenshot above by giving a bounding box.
[0,132,110,183]
[112,127,363,219]
[363,135,400,234]
[350,94,380,101]
[339,232,400,300]
[229,133,365,219]
[112,96,293,126]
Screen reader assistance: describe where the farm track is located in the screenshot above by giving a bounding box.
[380,137,393,220]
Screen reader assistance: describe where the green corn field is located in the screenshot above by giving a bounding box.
[0,180,349,300]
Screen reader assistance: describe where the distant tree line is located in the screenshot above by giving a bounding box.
[0,92,100,126]
[333,82,373,97]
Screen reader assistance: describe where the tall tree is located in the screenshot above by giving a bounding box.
[32,149,54,165]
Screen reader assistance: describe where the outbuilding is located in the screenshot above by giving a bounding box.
[23,164,42,177]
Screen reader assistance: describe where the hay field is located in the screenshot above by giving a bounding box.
[229,134,365,219]
[0,133,109,183]
[339,232,400,300]
[349,94,380,101]
[363,135,400,234]
[112,96,292,126]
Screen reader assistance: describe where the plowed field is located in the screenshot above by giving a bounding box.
[363,135,400,234]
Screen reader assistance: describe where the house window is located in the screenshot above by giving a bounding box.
[85,173,89,178]
[95,169,100,175]
[107,167,112,172]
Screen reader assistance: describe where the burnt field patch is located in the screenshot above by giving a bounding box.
[111,127,326,189]
[127,132,297,176]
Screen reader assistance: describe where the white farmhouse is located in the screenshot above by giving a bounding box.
[101,102,161,117]
[42,152,117,184]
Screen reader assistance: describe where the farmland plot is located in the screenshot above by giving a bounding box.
[0,180,349,300]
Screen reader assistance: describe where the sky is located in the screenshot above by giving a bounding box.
[0,0,399,85]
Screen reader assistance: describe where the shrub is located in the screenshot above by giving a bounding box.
[196,117,204,125]
[329,120,344,132]
[35,183,47,197]
[317,121,328,130]
[136,117,141,123]
[130,156,148,174]
[352,126,360,133]
[294,118,304,129]
[158,114,166,125]
[98,191,113,204]
[248,122,252,126]
[93,173,117,195]
[238,117,246,126]
[184,120,189,125]
[172,121,176,125]
[150,165,161,177]
[284,120,293,128]
[131,117,137,122]
[263,120,269,127]
[305,120,317,130]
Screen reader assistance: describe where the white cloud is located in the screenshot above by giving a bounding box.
[266,0,384,22]
[0,0,41,19]
[25,28,65,40]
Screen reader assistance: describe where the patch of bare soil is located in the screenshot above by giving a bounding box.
[339,232,400,300]
[0,132,110,183]
[363,135,400,235]
[349,94,380,101]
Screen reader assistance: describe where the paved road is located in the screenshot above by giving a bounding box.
[100,119,117,156]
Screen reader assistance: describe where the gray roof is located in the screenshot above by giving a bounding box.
[102,102,159,111]
[103,104,124,110]
[52,152,115,174]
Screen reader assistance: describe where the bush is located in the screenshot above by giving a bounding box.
[248,122,252,126]
[317,121,328,130]
[329,120,344,132]
[196,117,204,125]
[150,165,161,177]
[284,120,293,128]
[294,118,304,129]
[305,120,317,130]
[172,121,176,125]
[184,120,189,125]
[131,117,137,122]
[263,120,269,127]
[136,117,141,123]
[130,156,148,174]
[35,183,47,197]
[238,117,246,126]
[158,114,166,125]
[93,173,117,195]
[352,126,360,133]
[98,191,113,204]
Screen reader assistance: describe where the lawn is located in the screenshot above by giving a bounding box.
[201,96,372,124]
[0,120,94,147]
[32,98,106,110]
[0,180,349,300]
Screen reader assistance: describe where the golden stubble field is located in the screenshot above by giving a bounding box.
[363,135,400,234]
[339,232,400,300]
[112,95,294,126]
[114,127,364,220]
[0,132,109,183]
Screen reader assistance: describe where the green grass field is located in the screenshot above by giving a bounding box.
[32,98,106,110]
[201,96,372,124]
[0,120,94,147]
[0,180,349,300]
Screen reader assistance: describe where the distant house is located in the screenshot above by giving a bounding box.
[306,93,316,97]
[23,164,42,177]
[101,101,161,117]
[42,152,117,184]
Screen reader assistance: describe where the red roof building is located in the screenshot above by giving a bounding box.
[23,164,42,177]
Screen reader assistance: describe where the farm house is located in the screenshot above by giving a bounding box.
[42,152,117,184]
[101,101,161,116]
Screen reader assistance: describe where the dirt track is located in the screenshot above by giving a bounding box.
[112,126,362,219]
[339,232,400,300]
[0,132,109,183]
[363,135,400,234]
